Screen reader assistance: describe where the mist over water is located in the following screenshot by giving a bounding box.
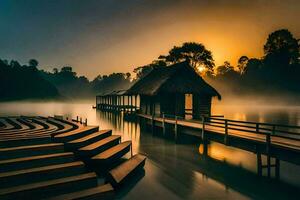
[212,96,300,125]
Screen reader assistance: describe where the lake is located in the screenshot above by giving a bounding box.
[0,101,300,199]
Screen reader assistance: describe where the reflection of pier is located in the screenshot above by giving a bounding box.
[139,113,300,179]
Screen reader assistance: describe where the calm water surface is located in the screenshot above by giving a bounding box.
[0,101,300,199]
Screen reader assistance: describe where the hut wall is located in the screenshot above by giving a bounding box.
[192,94,212,119]
[139,95,157,115]
[175,94,185,117]
[139,95,147,114]
[154,101,160,116]
[158,93,184,117]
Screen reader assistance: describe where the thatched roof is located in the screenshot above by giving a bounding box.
[126,61,221,99]
[97,90,127,97]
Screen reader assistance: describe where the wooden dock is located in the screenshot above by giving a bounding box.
[96,90,139,114]
[0,116,146,199]
[138,113,300,179]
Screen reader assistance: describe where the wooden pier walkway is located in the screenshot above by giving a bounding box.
[138,113,300,178]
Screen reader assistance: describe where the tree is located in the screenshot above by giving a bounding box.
[237,56,249,74]
[263,29,300,66]
[159,42,215,74]
[53,68,58,74]
[244,58,262,75]
[133,60,166,80]
[61,66,73,73]
[125,72,131,80]
[216,61,234,75]
[29,59,39,68]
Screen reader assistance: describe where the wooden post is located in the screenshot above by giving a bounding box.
[145,99,148,115]
[256,123,259,133]
[162,112,166,136]
[130,95,133,113]
[257,151,262,177]
[85,118,87,126]
[110,96,112,110]
[151,113,154,134]
[116,96,118,111]
[135,95,137,112]
[266,132,271,178]
[153,101,156,117]
[275,158,280,179]
[122,95,125,111]
[224,119,228,145]
[201,116,205,141]
[80,117,82,124]
[76,116,79,122]
[175,116,178,143]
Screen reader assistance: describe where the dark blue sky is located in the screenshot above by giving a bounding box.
[1,0,299,79]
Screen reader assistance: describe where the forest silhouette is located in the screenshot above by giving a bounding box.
[0,29,299,101]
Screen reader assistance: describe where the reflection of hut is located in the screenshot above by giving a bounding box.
[125,61,221,119]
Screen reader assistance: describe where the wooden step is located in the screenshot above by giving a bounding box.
[0,119,13,130]
[46,118,76,135]
[5,118,22,129]
[92,141,131,165]
[0,137,52,148]
[0,161,86,188]
[31,118,50,129]
[78,135,121,158]
[45,184,114,200]
[0,143,65,160]
[53,126,99,142]
[107,154,146,188]
[16,118,35,129]
[0,152,74,173]
[0,172,98,200]
[0,119,5,128]
[67,130,112,150]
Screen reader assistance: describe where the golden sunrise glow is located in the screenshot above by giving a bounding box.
[197,66,206,73]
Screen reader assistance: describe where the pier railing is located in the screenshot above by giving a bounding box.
[156,113,300,142]
[206,117,300,141]
[141,113,300,178]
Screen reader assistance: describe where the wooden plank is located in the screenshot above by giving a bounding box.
[0,172,97,200]
[0,143,64,160]
[92,141,131,164]
[0,161,86,188]
[45,184,114,200]
[0,152,74,173]
[107,154,146,188]
[53,126,99,142]
[68,130,112,145]
[78,135,121,157]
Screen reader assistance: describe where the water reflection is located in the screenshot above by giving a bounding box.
[0,101,300,199]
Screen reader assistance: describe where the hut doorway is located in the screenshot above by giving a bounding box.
[185,94,193,119]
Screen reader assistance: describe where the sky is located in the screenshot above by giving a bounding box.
[0,0,300,79]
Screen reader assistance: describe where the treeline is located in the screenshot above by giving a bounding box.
[208,29,300,98]
[1,28,299,101]
[40,67,132,99]
[0,59,59,101]
[134,29,300,100]
[0,60,133,101]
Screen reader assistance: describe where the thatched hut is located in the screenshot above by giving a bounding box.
[125,61,221,119]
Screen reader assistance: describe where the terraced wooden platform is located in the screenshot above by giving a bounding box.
[0,116,146,199]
